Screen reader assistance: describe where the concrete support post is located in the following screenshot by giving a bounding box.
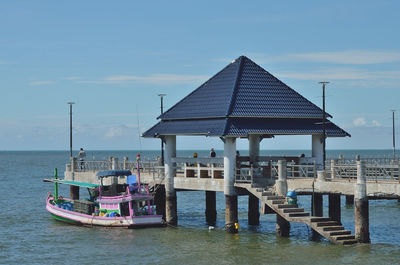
[312,193,323,217]
[312,134,324,169]
[317,170,326,181]
[111,157,118,170]
[123,157,128,169]
[224,137,238,233]
[330,159,336,179]
[276,214,290,237]
[276,160,288,196]
[205,191,217,226]
[355,161,370,243]
[249,134,260,166]
[154,185,166,221]
[70,186,79,200]
[248,193,260,226]
[328,194,341,224]
[71,157,77,173]
[165,135,177,226]
[345,195,354,206]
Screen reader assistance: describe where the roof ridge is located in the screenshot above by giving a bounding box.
[222,56,245,135]
[158,57,241,120]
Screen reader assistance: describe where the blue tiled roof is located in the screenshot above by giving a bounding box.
[143,55,350,138]
[142,118,350,137]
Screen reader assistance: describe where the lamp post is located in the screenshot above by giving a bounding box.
[391,110,396,159]
[319,82,329,170]
[158,94,166,165]
[67,102,75,158]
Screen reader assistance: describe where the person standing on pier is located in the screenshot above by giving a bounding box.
[78,148,86,169]
[210,148,216,158]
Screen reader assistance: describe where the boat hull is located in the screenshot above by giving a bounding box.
[46,196,164,228]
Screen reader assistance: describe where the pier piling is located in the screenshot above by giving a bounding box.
[276,214,290,237]
[329,194,341,224]
[248,193,259,225]
[70,186,79,200]
[165,135,177,225]
[154,185,166,220]
[355,161,370,243]
[205,191,217,226]
[225,195,238,233]
[345,195,354,206]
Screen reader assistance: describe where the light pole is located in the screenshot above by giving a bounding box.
[67,102,75,158]
[391,110,396,159]
[158,94,166,165]
[319,82,329,170]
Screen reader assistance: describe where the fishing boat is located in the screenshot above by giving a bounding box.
[44,160,165,228]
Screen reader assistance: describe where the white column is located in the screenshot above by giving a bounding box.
[224,137,236,195]
[355,161,366,200]
[249,134,260,165]
[312,134,323,169]
[276,160,287,196]
[164,135,176,195]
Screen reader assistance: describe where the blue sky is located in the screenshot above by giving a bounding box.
[1,1,400,151]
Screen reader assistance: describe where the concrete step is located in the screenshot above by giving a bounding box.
[333,235,356,241]
[262,192,274,196]
[329,230,352,236]
[282,208,304,213]
[310,217,331,223]
[322,226,345,231]
[277,204,298,209]
[339,239,358,245]
[271,200,285,204]
[266,195,285,200]
[288,212,310,217]
[316,221,339,227]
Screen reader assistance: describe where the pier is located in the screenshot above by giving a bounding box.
[63,56,399,245]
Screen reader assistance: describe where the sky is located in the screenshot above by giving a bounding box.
[1,0,400,151]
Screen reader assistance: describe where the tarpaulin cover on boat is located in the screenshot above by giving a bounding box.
[43,179,99,189]
[96,170,132,178]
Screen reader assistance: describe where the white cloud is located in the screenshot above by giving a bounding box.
[372,120,382,127]
[64,76,82,80]
[29,81,55,86]
[353,117,367,127]
[78,74,208,85]
[105,127,123,138]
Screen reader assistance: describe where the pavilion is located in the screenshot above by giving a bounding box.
[143,55,350,232]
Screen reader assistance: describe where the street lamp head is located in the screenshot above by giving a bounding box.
[157,94,166,98]
[318,81,330,85]
[67,102,75,105]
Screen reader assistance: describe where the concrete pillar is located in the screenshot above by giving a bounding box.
[312,134,323,169]
[248,193,259,226]
[276,160,287,196]
[70,186,79,200]
[249,134,260,166]
[205,191,217,226]
[224,137,238,233]
[312,193,323,217]
[317,170,326,182]
[111,157,118,170]
[346,195,354,206]
[154,185,166,220]
[329,194,341,224]
[165,135,177,225]
[123,157,128,169]
[276,214,290,237]
[355,161,370,243]
[330,159,336,179]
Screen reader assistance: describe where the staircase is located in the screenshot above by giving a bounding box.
[237,183,358,245]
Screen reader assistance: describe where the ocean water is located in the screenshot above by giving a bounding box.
[1,150,399,265]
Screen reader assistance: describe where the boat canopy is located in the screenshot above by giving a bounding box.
[96,170,132,178]
[43,179,99,189]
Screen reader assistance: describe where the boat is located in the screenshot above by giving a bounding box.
[44,161,165,228]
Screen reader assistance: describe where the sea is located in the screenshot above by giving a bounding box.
[1,150,399,265]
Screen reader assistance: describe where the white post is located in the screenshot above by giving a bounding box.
[276,160,287,196]
[249,134,260,166]
[330,159,336,179]
[111,157,118,170]
[224,137,236,196]
[165,135,176,194]
[164,135,177,225]
[312,134,324,169]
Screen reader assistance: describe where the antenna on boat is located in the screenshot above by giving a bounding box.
[136,105,142,153]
